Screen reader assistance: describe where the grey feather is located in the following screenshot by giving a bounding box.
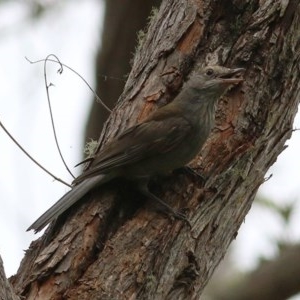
[27,174,105,233]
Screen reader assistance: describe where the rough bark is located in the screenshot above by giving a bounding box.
[0,256,20,300]
[11,0,300,299]
[85,0,161,141]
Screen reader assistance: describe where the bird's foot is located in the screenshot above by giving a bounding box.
[173,208,192,229]
[175,166,206,182]
[137,181,192,229]
[154,205,192,229]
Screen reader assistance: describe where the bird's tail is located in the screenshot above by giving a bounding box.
[27,174,105,233]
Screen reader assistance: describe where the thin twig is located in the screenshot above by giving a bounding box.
[43,54,75,179]
[25,56,112,113]
[0,119,72,188]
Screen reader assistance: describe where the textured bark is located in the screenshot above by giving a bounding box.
[0,256,20,300]
[85,0,161,141]
[11,0,300,299]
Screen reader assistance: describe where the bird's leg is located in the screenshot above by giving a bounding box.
[174,166,206,182]
[137,179,191,228]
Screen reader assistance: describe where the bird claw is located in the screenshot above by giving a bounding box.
[173,208,192,229]
[175,166,206,182]
[155,205,192,229]
[137,182,192,229]
[175,214,192,229]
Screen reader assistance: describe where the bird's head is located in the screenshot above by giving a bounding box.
[185,65,245,102]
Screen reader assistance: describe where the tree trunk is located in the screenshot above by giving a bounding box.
[0,256,19,300]
[11,0,300,299]
[85,0,161,141]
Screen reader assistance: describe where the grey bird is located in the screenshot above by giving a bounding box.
[27,65,244,233]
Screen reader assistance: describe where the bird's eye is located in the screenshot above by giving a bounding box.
[205,68,214,76]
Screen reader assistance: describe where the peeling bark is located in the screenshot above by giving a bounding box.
[85,0,161,141]
[0,256,19,300]
[11,1,300,299]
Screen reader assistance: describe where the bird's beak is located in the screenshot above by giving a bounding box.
[220,68,245,85]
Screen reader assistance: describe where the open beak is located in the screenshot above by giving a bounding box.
[220,68,245,85]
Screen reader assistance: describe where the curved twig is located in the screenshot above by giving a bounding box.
[25,56,112,113]
[42,54,75,179]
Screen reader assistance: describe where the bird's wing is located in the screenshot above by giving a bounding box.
[73,115,192,184]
